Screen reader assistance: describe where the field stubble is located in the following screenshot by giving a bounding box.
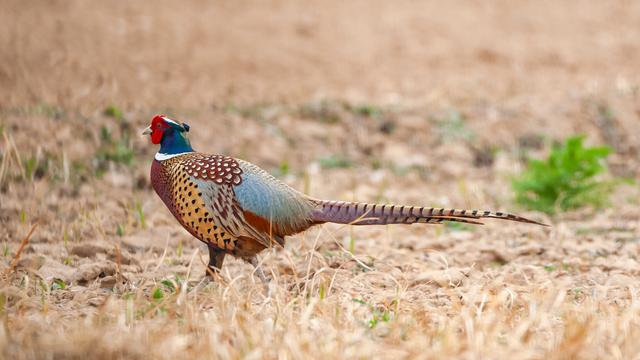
[2,1,640,359]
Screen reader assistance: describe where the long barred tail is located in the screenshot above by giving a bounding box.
[311,200,548,227]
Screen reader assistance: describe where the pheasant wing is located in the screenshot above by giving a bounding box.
[194,179,282,249]
[177,154,284,249]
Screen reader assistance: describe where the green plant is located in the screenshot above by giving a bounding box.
[349,226,355,254]
[116,224,125,237]
[543,264,557,272]
[513,135,615,215]
[352,298,392,329]
[51,279,67,290]
[160,279,177,293]
[445,221,475,232]
[351,104,382,118]
[431,110,475,143]
[135,201,146,229]
[100,126,134,165]
[274,159,290,177]
[152,287,164,300]
[318,155,352,169]
[23,153,49,181]
[93,125,134,176]
[176,240,183,257]
[104,105,124,121]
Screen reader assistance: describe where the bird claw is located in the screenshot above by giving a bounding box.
[253,266,269,284]
[249,257,270,283]
[204,266,219,279]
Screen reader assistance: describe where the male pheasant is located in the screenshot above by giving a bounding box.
[143,115,546,278]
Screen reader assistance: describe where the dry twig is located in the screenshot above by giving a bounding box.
[3,224,37,278]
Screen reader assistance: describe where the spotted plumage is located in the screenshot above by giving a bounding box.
[152,154,292,257]
[182,154,243,184]
[143,114,547,279]
[162,155,238,250]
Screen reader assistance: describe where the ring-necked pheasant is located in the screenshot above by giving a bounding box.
[143,114,546,279]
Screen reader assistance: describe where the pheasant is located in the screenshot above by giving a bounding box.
[143,114,546,279]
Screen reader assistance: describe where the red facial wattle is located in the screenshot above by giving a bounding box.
[151,128,164,144]
[150,114,169,144]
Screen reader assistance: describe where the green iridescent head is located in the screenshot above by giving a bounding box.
[142,114,194,156]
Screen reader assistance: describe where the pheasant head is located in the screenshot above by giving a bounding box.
[142,114,194,159]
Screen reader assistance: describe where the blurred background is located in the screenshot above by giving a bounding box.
[2,0,638,208]
[1,1,640,357]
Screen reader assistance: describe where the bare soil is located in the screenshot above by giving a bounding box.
[1,1,640,358]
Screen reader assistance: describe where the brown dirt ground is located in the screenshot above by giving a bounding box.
[1,1,640,359]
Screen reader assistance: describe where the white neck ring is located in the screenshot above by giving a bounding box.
[155,152,191,161]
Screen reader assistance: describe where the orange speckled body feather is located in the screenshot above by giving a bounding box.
[151,154,244,253]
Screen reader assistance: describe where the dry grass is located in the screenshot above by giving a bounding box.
[2,1,640,359]
[5,259,640,359]
[3,218,640,359]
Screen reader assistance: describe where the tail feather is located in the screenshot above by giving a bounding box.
[311,200,548,227]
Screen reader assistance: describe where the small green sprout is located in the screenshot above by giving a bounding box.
[135,202,146,228]
[104,105,124,121]
[51,279,67,290]
[544,264,556,272]
[152,287,164,300]
[349,227,356,254]
[94,125,135,173]
[352,104,381,118]
[319,155,352,169]
[116,224,125,237]
[161,279,176,293]
[445,221,475,232]
[432,110,475,143]
[352,298,391,329]
[278,160,290,176]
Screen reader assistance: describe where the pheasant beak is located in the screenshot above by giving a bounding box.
[141,126,152,136]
